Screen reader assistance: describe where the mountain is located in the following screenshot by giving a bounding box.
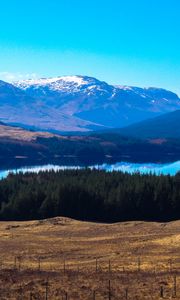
[0,76,179,132]
[112,110,180,139]
[0,79,102,132]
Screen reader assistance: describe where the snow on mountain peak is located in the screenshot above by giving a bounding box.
[115,85,133,91]
[59,76,88,85]
[14,75,89,91]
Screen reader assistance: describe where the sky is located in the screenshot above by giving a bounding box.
[0,0,180,94]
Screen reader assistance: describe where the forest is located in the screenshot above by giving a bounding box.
[0,169,179,222]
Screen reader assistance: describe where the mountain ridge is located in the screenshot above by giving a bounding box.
[110,109,180,139]
[0,75,179,132]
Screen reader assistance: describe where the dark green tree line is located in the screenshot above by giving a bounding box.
[0,169,179,222]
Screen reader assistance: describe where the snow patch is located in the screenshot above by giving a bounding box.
[14,76,89,90]
[116,85,133,91]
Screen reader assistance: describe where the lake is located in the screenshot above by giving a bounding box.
[0,160,179,180]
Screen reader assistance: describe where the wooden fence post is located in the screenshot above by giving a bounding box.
[109,260,111,273]
[14,256,17,269]
[160,286,164,298]
[65,291,68,300]
[38,256,41,271]
[173,275,177,297]
[45,280,48,300]
[19,285,23,300]
[17,256,21,271]
[138,257,141,272]
[125,287,128,300]
[95,258,98,273]
[169,259,172,272]
[30,291,33,300]
[108,280,111,300]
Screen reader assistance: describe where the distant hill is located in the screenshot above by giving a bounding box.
[107,110,180,139]
[0,122,180,165]
[0,123,58,141]
[0,76,179,132]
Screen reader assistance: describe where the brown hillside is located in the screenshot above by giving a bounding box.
[0,218,180,299]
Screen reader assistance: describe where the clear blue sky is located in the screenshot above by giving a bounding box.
[0,0,180,94]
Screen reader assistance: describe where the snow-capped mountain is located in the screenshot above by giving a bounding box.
[15,76,93,91]
[0,76,179,132]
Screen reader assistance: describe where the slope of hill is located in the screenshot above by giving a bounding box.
[0,79,103,132]
[0,123,180,166]
[0,217,180,299]
[0,123,58,141]
[0,76,179,132]
[113,110,180,139]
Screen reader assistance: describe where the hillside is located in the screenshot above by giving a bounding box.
[115,110,180,139]
[0,217,179,299]
[0,123,58,141]
[0,123,180,166]
[0,76,179,132]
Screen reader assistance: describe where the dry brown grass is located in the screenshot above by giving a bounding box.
[0,217,180,299]
[0,125,61,141]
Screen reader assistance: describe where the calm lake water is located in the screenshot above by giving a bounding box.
[0,161,179,180]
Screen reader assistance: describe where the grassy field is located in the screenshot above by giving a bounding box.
[0,217,180,299]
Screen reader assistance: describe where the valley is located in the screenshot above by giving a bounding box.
[0,75,179,167]
[1,2,180,300]
[0,123,180,168]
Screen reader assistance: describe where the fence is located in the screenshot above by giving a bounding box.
[0,256,179,299]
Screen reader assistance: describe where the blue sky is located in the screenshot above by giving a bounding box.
[0,0,180,94]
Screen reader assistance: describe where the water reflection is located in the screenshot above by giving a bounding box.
[0,160,179,180]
